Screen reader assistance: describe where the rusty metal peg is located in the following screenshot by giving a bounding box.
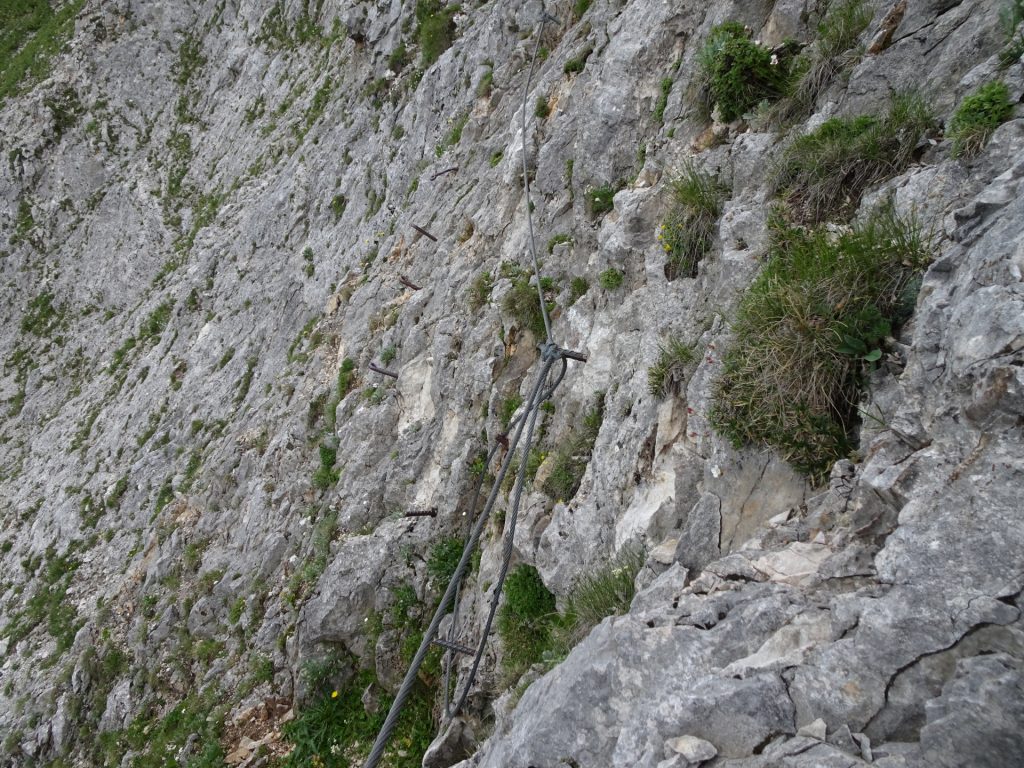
[369,362,398,379]
[404,507,438,518]
[560,348,588,363]
[399,274,421,291]
[430,165,458,180]
[411,224,437,242]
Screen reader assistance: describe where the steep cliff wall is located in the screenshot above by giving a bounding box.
[0,0,1021,767]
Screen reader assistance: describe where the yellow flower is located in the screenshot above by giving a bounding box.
[331,690,339,699]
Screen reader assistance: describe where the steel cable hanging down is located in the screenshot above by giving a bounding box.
[363,10,584,768]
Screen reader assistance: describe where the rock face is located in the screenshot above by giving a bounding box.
[0,0,1022,766]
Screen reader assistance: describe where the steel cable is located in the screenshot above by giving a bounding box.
[362,10,569,767]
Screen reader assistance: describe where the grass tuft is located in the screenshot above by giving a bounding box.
[710,205,931,482]
[498,565,556,681]
[598,268,623,291]
[659,164,729,280]
[539,393,604,502]
[772,93,934,223]
[697,21,790,122]
[501,262,557,340]
[648,338,696,397]
[771,0,871,125]
[586,183,617,217]
[948,80,1015,158]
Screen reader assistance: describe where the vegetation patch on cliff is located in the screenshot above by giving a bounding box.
[0,0,84,103]
[711,206,930,481]
[772,93,934,223]
[659,164,729,280]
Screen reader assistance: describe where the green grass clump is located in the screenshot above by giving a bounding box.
[572,0,593,21]
[468,270,494,310]
[20,291,65,337]
[598,268,623,290]
[567,276,589,306]
[416,0,459,66]
[282,667,435,768]
[711,206,930,482]
[587,183,616,217]
[698,21,790,122]
[948,80,1014,157]
[97,687,227,768]
[330,193,347,220]
[337,357,357,398]
[427,536,464,586]
[654,76,673,124]
[564,45,594,74]
[0,0,84,104]
[540,393,604,502]
[648,338,696,397]
[501,264,557,340]
[534,94,551,119]
[499,394,523,429]
[477,66,494,97]
[772,0,871,125]
[435,110,468,155]
[553,546,644,651]
[313,444,339,489]
[498,565,557,681]
[659,164,729,280]
[546,233,572,253]
[1,544,81,658]
[772,93,933,223]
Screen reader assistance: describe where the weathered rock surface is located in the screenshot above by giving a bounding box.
[1,0,1022,766]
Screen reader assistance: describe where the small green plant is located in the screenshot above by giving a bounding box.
[337,357,356,398]
[772,0,871,125]
[654,76,673,124]
[501,264,557,340]
[534,94,551,119]
[948,80,1014,158]
[567,276,589,306]
[416,0,459,66]
[711,205,930,482]
[489,150,503,167]
[388,41,408,73]
[329,193,347,220]
[427,537,464,586]
[648,338,696,397]
[313,444,339,489]
[380,345,397,366]
[553,546,644,652]
[499,394,523,429]
[598,267,623,290]
[772,93,933,223]
[302,246,315,277]
[698,21,790,121]
[498,565,557,681]
[572,0,593,21]
[436,110,469,155]
[540,393,604,502]
[469,270,494,310]
[587,183,616,217]
[564,45,594,74]
[659,164,729,280]
[547,233,572,253]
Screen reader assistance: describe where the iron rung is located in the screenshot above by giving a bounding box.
[431,637,474,655]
